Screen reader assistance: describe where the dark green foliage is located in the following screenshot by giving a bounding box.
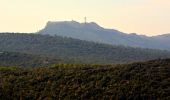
[0,59,170,99]
[0,66,19,71]
[0,33,170,64]
[0,51,62,67]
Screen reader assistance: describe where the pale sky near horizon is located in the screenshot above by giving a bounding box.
[0,0,170,36]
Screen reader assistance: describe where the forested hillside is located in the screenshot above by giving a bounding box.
[0,33,170,64]
[0,52,61,67]
[0,59,170,99]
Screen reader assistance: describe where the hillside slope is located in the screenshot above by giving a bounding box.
[0,33,170,64]
[0,52,60,67]
[0,59,170,99]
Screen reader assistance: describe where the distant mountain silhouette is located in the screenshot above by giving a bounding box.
[38,21,170,50]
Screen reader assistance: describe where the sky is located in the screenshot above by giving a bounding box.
[0,0,170,36]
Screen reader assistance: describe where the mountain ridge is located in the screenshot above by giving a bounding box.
[0,33,170,64]
[38,21,170,50]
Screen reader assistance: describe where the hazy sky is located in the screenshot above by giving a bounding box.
[0,0,170,36]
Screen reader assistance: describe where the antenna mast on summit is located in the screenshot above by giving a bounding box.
[84,17,87,24]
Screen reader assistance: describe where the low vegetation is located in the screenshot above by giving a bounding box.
[0,59,170,99]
